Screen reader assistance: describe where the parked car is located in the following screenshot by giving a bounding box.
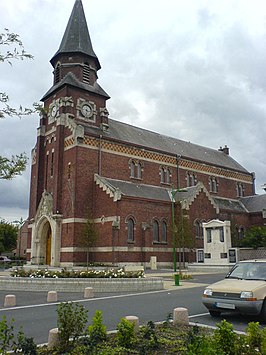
[202,259,266,321]
[0,256,11,262]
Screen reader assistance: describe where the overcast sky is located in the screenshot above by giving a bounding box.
[0,0,266,222]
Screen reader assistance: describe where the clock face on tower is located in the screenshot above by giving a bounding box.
[51,104,58,118]
[48,101,60,123]
[81,103,92,118]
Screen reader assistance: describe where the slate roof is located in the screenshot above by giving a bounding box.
[96,175,266,215]
[84,118,250,174]
[213,197,247,213]
[98,176,171,202]
[41,72,109,101]
[50,0,100,70]
[240,194,266,213]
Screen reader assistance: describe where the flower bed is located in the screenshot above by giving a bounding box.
[11,268,145,279]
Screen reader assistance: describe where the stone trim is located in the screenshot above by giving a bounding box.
[60,246,173,253]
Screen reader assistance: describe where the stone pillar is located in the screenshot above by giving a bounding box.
[48,328,60,349]
[125,315,139,332]
[173,307,189,325]
[84,287,94,298]
[4,294,16,307]
[47,291,58,302]
[150,256,157,270]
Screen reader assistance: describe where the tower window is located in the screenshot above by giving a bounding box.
[50,150,54,177]
[54,62,61,84]
[83,63,90,84]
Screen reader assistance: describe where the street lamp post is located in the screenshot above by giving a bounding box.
[171,187,187,273]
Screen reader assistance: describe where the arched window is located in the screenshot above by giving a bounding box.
[161,221,167,242]
[239,227,245,239]
[130,161,135,178]
[129,159,143,179]
[187,172,197,187]
[137,162,142,179]
[195,220,203,238]
[237,183,244,197]
[153,220,159,242]
[127,217,135,242]
[160,166,171,184]
[209,177,218,193]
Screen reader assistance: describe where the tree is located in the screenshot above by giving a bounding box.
[0,28,34,118]
[79,216,98,270]
[241,226,266,249]
[0,28,37,179]
[0,154,28,180]
[0,219,18,254]
[175,204,194,267]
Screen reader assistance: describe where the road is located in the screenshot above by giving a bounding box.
[0,272,263,344]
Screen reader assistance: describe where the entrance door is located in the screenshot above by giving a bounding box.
[46,226,52,265]
[197,249,204,263]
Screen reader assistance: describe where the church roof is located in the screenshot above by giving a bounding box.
[240,194,266,213]
[95,174,171,202]
[50,0,100,69]
[84,118,250,174]
[213,197,247,213]
[41,72,109,101]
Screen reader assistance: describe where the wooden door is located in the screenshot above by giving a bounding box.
[46,227,52,265]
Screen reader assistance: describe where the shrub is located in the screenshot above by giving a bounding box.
[0,315,15,353]
[116,317,136,349]
[213,319,238,355]
[57,302,88,352]
[87,310,107,348]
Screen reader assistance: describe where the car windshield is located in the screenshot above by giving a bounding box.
[226,262,266,281]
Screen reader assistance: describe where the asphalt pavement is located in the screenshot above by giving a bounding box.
[0,268,227,309]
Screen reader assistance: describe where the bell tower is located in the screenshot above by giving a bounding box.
[42,0,110,128]
[28,0,110,267]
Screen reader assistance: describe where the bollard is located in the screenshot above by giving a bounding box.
[173,307,189,325]
[125,315,139,332]
[4,294,16,307]
[47,291,58,302]
[48,328,60,349]
[174,274,180,286]
[84,287,94,298]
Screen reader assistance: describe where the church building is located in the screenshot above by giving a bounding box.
[27,0,266,267]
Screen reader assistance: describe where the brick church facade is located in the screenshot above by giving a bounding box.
[27,0,266,267]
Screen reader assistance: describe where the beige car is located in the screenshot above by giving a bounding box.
[202,259,266,321]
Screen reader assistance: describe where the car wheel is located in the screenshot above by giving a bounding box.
[260,300,266,323]
[209,310,221,317]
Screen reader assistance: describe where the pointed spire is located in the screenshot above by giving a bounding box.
[50,0,100,70]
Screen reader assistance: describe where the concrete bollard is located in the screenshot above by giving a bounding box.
[125,315,139,332]
[173,307,189,325]
[4,294,16,307]
[84,287,94,298]
[48,328,60,349]
[47,291,58,302]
